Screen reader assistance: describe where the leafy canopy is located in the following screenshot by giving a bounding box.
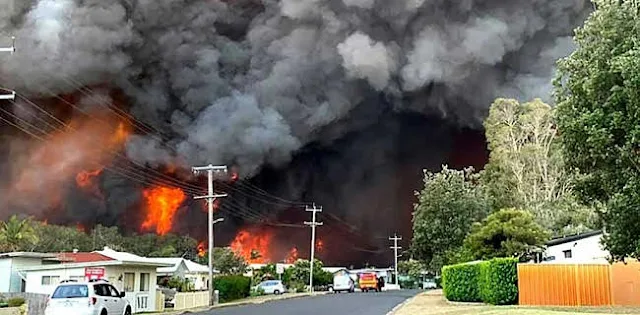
[554,0,640,260]
[411,166,490,271]
[463,208,549,261]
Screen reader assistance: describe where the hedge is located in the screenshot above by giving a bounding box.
[212,275,251,303]
[480,258,518,305]
[442,257,518,305]
[442,261,482,302]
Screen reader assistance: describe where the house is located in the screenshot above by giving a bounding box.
[147,258,211,290]
[0,252,60,293]
[542,230,609,264]
[18,247,172,313]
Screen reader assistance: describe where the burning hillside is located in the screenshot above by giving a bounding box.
[0,0,593,264]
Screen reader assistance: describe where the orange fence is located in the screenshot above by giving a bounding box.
[518,262,640,306]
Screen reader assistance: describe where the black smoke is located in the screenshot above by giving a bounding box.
[0,0,591,264]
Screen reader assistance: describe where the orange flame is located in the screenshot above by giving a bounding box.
[316,240,324,252]
[76,168,104,197]
[76,222,87,233]
[230,229,273,264]
[285,247,298,264]
[197,241,206,257]
[7,110,131,213]
[141,186,186,235]
[230,172,239,182]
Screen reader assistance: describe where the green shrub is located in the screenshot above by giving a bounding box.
[290,282,306,293]
[442,258,518,305]
[479,258,518,305]
[212,275,251,303]
[7,297,25,307]
[442,262,482,302]
[250,286,265,297]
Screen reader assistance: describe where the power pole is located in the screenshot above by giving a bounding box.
[192,164,228,306]
[304,204,322,293]
[389,233,402,286]
[0,36,15,100]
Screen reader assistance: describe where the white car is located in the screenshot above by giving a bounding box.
[45,280,131,315]
[255,280,286,295]
[331,272,354,293]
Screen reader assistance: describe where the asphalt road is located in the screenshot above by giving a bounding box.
[201,290,419,315]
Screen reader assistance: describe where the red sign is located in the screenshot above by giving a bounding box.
[85,267,105,280]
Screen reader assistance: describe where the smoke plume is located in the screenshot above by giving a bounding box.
[0,0,592,262]
[0,0,590,174]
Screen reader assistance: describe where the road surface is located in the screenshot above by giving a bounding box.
[201,290,419,315]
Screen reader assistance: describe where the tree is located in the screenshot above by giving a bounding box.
[463,208,550,261]
[554,1,640,260]
[397,259,426,279]
[32,223,92,253]
[411,166,490,271]
[481,98,589,232]
[282,259,331,288]
[0,215,38,252]
[199,247,248,275]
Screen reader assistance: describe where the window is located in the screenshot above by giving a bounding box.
[41,276,60,285]
[563,249,573,258]
[109,285,121,298]
[123,273,135,292]
[139,273,150,292]
[94,284,110,297]
[51,285,89,299]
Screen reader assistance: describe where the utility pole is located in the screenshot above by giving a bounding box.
[304,204,322,293]
[389,233,402,286]
[193,164,228,306]
[0,36,15,100]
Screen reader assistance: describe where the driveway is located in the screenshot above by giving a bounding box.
[197,290,420,315]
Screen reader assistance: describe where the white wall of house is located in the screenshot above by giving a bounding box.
[544,234,609,264]
[0,256,49,293]
[24,265,160,313]
[0,258,12,292]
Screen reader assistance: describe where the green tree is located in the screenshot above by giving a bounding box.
[199,247,248,275]
[554,1,640,260]
[0,215,38,252]
[463,208,549,261]
[282,259,330,288]
[481,98,594,233]
[32,223,92,252]
[397,259,425,279]
[411,166,489,271]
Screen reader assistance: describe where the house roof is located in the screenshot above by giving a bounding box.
[546,230,603,246]
[19,247,172,271]
[56,252,114,263]
[148,258,210,274]
[0,252,57,259]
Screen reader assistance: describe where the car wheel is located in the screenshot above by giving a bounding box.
[274,290,280,295]
[101,309,108,315]
[328,287,334,293]
[124,307,131,315]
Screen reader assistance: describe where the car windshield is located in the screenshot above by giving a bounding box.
[52,285,89,298]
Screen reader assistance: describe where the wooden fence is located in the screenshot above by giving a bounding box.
[2,293,48,315]
[173,291,208,310]
[518,262,640,306]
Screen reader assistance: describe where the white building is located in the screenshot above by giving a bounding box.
[542,230,609,264]
[148,258,210,290]
[0,252,59,293]
[19,247,171,313]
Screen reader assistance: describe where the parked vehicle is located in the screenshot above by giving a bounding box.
[332,271,354,293]
[358,273,379,292]
[254,280,286,295]
[45,280,131,315]
[422,278,437,289]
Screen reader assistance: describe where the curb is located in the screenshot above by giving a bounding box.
[174,292,328,314]
[385,293,420,315]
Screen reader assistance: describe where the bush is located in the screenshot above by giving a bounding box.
[290,282,306,293]
[212,275,251,303]
[479,258,518,305]
[7,297,25,307]
[250,286,265,297]
[442,258,518,305]
[442,262,482,302]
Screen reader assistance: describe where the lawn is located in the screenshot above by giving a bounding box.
[393,291,640,315]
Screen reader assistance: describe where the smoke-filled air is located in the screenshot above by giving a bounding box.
[0,0,591,264]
